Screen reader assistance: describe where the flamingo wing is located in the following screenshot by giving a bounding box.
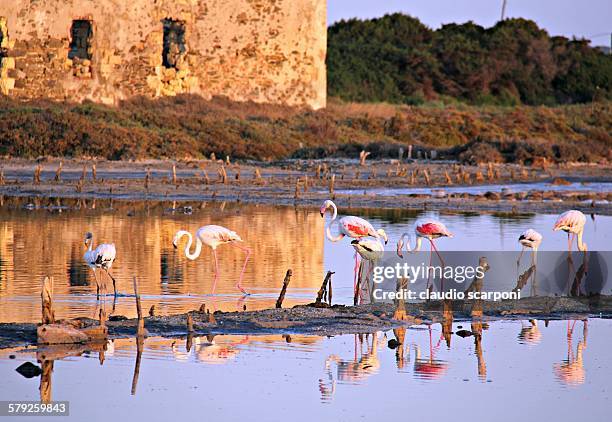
[340,216,377,238]
[94,243,116,267]
[519,229,542,243]
[554,210,586,232]
[416,219,452,238]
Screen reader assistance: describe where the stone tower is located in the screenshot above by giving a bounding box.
[0,0,327,109]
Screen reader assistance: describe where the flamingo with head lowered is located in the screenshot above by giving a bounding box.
[83,232,117,299]
[320,200,387,301]
[517,229,543,267]
[173,225,250,295]
[553,210,587,252]
[396,218,453,293]
[351,237,385,304]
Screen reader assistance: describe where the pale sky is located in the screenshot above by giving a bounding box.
[328,0,611,45]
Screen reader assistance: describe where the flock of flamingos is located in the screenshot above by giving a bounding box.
[82,200,589,301]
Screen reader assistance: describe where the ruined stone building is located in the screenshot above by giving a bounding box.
[0,1,327,109]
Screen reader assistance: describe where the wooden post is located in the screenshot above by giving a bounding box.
[81,165,87,181]
[92,164,97,182]
[219,166,228,184]
[329,174,335,198]
[172,164,177,185]
[144,168,150,190]
[133,277,145,336]
[408,145,413,160]
[315,271,334,304]
[186,312,194,333]
[202,170,210,185]
[275,269,293,308]
[444,171,453,185]
[487,163,494,181]
[42,276,55,325]
[254,168,262,181]
[54,162,62,182]
[423,169,431,186]
[359,150,370,166]
[0,168,4,185]
[294,179,300,199]
[34,165,42,184]
[149,305,156,317]
[131,335,143,396]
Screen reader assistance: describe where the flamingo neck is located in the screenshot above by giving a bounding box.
[325,203,344,242]
[180,231,203,260]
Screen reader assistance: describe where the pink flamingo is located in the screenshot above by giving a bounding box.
[517,229,543,267]
[396,218,453,293]
[320,200,387,299]
[173,225,251,295]
[553,210,587,252]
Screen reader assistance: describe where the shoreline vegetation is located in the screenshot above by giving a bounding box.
[0,96,610,164]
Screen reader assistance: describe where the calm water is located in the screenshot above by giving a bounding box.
[336,181,612,196]
[0,318,608,421]
[0,201,611,322]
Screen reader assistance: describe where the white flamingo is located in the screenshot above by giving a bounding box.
[351,238,385,304]
[553,210,587,252]
[83,232,117,299]
[173,225,250,295]
[320,200,387,300]
[517,229,543,267]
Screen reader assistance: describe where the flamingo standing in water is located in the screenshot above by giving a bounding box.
[83,232,117,299]
[320,200,387,299]
[173,225,250,295]
[517,229,543,267]
[553,210,587,252]
[351,237,385,303]
[396,218,453,293]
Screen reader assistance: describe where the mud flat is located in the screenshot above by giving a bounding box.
[0,158,611,215]
[1,296,611,350]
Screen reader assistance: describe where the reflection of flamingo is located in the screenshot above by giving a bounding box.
[553,210,587,252]
[518,320,542,346]
[320,333,382,401]
[554,320,588,386]
[83,232,117,299]
[351,238,384,304]
[173,225,251,295]
[517,229,542,267]
[320,200,387,299]
[413,326,448,380]
[397,219,453,292]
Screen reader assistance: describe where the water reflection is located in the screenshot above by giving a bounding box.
[0,202,323,322]
[2,318,609,418]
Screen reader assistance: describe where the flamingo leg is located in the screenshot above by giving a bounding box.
[104,268,117,297]
[430,240,446,292]
[353,252,360,301]
[211,248,220,295]
[91,268,100,300]
[230,242,251,295]
[425,246,433,300]
[517,246,525,269]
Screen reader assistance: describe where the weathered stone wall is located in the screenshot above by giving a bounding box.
[0,0,327,108]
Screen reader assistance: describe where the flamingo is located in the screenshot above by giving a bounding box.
[396,218,453,293]
[350,238,385,304]
[320,200,387,301]
[553,210,587,252]
[173,225,250,295]
[83,232,117,299]
[517,229,542,267]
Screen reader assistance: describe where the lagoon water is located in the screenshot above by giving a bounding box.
[0,318,609,421]
[0,201,611,322]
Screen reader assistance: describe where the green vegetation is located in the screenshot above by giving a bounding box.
[0,96,609,163]
[328,14,612,105]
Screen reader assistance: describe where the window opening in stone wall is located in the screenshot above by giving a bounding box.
[69,20,93,78]
[162,18,186,69]
[0,17,8,63]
